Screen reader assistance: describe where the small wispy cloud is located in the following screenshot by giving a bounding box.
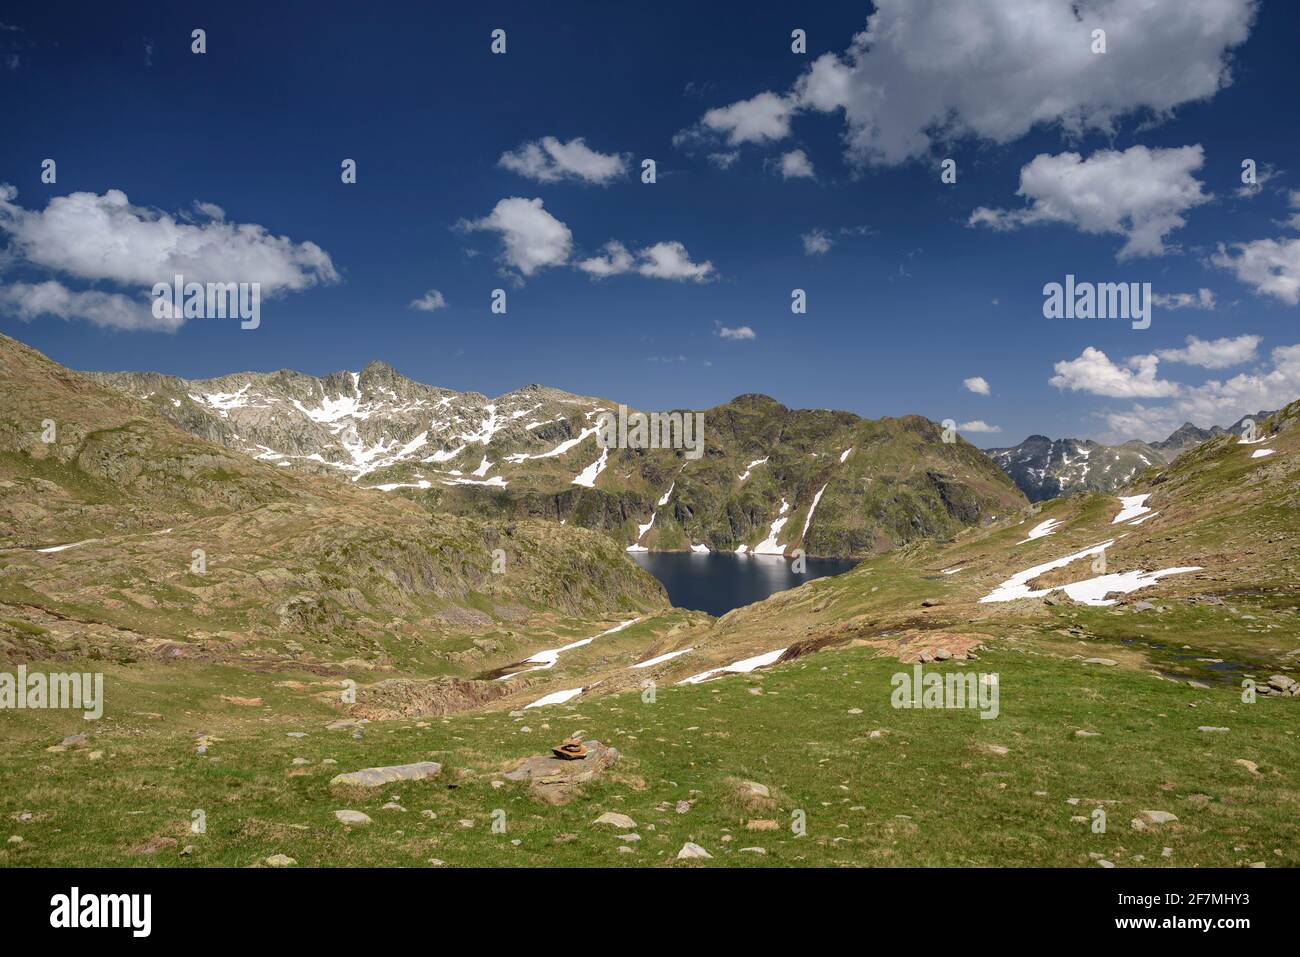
[776,149,815,180]
[957,420,1001,434]
[715,323,756,341]
[1152,288,1216,310]
[1155,334,1260,369]
[409,289,447,312]
[499,136,627,185]
[802,229,832,255]
[1235,162,1279,199]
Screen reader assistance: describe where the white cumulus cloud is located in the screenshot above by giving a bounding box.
[679,0,1256,167]
[0,280,173,332]
[969,145,1210,259]
[0,185,338,293]
[461,196,574,278]
[466,199,715,284]
[1155,334,1260,369]
[1286,190,1300,229]
[963,376,990,395]
[575,241,635,278]
[576,239,714,282]
[498,136,627,185]
[1100,342,1300,441]
[777,149,815,180]
[1050,346,1180,398]
[1211,236,1300,304]
[0,185,337,332]
[957,420,1001,433]
[408,288,447,311]
[686,92,796,147]
[634,241,715,282]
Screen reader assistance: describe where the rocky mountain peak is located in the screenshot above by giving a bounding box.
[70,356,1025,559]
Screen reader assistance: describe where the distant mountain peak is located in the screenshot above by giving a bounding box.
[990,409,1282,501]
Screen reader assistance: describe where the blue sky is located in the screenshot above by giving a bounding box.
[2,0,1299,444]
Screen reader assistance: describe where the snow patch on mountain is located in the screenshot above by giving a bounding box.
[1017,518,1063,544]
[524,687,584,709]
[504,427,599,463]
[631,647,694,669]
[572,447,609,487]
[501,618,642,680]
[441,476,508,487]
[802,483,829,539]
[680,648,787,685]
[1112,494,1152,524]
[626,513,656,552]
[753,499,791,555]
[980,538,1199,606]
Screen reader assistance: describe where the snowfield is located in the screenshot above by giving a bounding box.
[979,538,1200,606]
[572,447,609,487]
[1018,518,1063,543]
[524,687,585,709]
[753,499,791,555]
[498,619,641,680]
[1112,494,1153,524]
[679,648,788,684]
[631,647,695,669]
[801,483,829,539]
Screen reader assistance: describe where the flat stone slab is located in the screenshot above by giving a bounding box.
[1137,810,1178,825]
[502,740,619,805]
[593,812,637,829]
[330,761,443,788]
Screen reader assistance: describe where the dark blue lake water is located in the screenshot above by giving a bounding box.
[629,551,859,617]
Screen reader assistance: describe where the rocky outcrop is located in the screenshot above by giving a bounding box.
[502,739,620,804]
[329,761,443,788]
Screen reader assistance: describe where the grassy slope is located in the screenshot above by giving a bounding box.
[657,401,1300,686]
[0,333,670,665]
[1,640,1293,867]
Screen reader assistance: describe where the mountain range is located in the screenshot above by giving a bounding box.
[986,412,1274,502]
[87,361,1026,559]
[87,359,1274,549]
